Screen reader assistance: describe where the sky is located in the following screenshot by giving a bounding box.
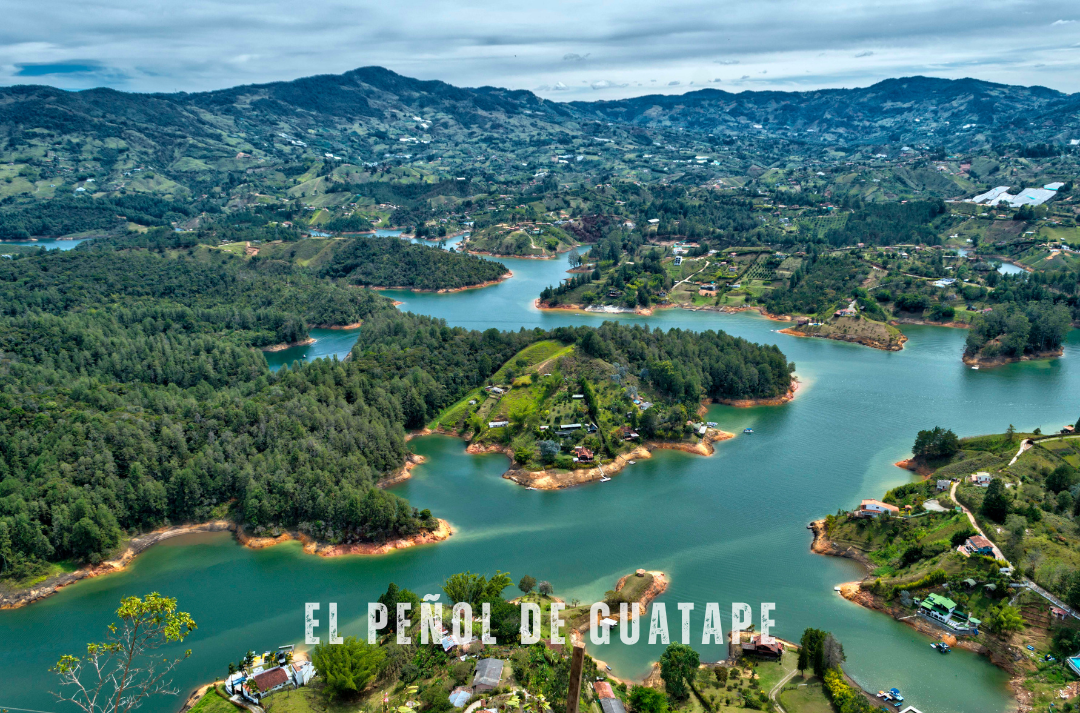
[2,0,1080,100]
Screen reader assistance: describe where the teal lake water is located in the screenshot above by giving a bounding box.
[2,250,1074,712]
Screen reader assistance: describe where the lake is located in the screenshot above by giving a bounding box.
[2,250,1071,713]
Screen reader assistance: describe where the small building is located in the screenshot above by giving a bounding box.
[740,633,783,660]
[936,479,951,491]
[573,446,594,461]
[964,536,994,556]
[472,659,504,692]
[594,682,615,699]
[919,593,957,624]
[246,666,291,700]
[856,499,900,518]
[560,423,582,430]
[449,687,472,708]
[488,420,509,428]
[972,472,993,486]
[674,256,683,266]
[599,698,627,713]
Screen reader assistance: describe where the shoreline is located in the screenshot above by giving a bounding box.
[710,378,800,407]
[261,337,316,352]
[0,513,452,610]
[315,321,362,330]
[808,519,1028,708]
[369,271,513,293]
[461,430,735,491]
[778,326,907,352]
[962,347,1064,368]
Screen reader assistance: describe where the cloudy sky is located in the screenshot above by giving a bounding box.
[3,0,1080,99]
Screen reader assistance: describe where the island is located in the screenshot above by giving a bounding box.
[423,326,795,489]
[811,424,1080,712]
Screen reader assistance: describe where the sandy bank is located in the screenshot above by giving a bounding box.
[238,518,453,557]
[497,429,735,490]
[316,321,363,330]
[261,337,316,352]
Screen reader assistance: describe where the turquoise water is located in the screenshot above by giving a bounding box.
[2,250,1071,712]
[263,327,363,372]
[0,237,92,251]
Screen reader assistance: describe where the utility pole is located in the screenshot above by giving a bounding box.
[565,644,585,713]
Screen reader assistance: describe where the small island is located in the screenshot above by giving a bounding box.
[425,328,794,489]
[811,424,1080,712]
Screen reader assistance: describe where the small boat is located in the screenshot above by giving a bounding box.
[743,428,754,434]
[600,476,611,482]
[526,487,537,491]
[888,688,903,702]
[971,365,979,370]
[628,460,636,465]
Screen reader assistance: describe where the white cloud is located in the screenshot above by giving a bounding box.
[3,0,1080,97]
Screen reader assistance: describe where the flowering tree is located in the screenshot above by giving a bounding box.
[52,592,197,713]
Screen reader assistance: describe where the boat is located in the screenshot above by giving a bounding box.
[743,428,754,434]
[526,487,537,491]
[628,460,636,465]
[931,642,950,653]
[599,476,611,482]
[888,688,903,702]
[971,365,979,370]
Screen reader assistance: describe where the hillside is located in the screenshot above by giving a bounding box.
[2,69,1080,211]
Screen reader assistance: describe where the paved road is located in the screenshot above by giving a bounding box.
[950,480,1080,621]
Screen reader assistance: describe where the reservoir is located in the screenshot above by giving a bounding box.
[2,251,1071,713]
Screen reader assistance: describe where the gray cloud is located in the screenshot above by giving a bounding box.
[1,0,1079,99]
[854,50,874,57]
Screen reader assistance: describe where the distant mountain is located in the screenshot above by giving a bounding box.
[1,68,1078,203]
[571,76,1079,145]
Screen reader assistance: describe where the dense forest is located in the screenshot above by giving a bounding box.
[964,302,1072,360]
[0,195,204,239]
[319,237,509,289]
[821,198,949,247]
[0,241,795,580]
[763,253,871,316]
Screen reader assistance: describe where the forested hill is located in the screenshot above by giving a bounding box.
[0,243,793,581]
[317,236,509,289]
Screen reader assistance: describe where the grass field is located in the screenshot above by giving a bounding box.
[188,686,241,713]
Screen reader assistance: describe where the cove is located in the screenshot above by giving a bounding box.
[2,250,1075,713]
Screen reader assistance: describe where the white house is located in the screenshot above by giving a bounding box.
[972,472,993,486]
[856,499,900,518]
[488,421,509,428]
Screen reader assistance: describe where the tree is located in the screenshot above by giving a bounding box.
[518,575,536,595]
[52,593,197,713]
[1006,424,1016,442]
[377,583,420,633]
[981,478,1012,523]
[310,636,386,700]
[797,628,826,675]
[538,580,553,597]
[1046,464,1078,494]
[628,685,668,713]
[986,604,1023,634]
[659,643,699,700]
[912,427,960,459]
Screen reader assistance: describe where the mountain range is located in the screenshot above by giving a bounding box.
[1,67,1078,202]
